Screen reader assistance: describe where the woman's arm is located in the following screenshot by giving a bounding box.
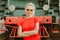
[17,26,30,37]
[23,22,39,35]
[17,22,39,37]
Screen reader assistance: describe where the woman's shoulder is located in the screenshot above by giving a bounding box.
[22,16,38,20]
[33,16,39,19]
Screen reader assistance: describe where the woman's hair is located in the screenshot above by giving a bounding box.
[25,3,36,16]
[25,3,36,10]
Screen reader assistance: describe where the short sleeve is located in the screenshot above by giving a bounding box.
[35,16,42,25]
[17,18,23,26]
[35,17,39,22]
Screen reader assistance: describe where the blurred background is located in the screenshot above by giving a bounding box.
[0,0,60,40]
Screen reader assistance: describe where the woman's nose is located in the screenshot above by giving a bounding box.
[27,11,31,13]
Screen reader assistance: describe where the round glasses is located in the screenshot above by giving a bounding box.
[26,9,33,11]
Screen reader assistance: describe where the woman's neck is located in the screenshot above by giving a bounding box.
[26,15,33,18]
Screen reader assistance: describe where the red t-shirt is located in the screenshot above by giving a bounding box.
[18,16,41,40]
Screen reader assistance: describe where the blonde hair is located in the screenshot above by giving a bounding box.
[25,3,36,16]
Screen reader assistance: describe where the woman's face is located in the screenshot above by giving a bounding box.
[25,6,34,16]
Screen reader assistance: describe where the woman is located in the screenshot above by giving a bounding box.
[17,3,41,40]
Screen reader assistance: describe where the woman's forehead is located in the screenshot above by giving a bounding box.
[26,6,34,9]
